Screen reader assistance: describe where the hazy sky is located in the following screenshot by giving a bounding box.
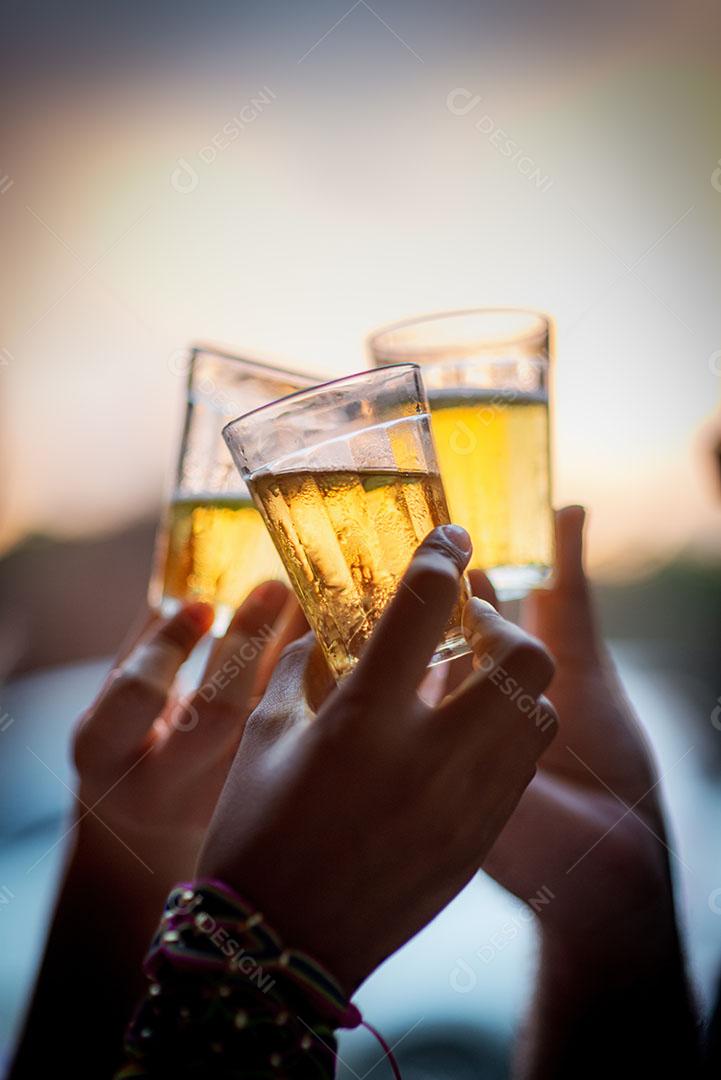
[1,0,720,575]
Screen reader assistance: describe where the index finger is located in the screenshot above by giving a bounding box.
[107,607,160,673]
[77,602,213,766]
[553,505,587,593]
[242,632,322,745]
[440,598,556,744]
[463,597,555,696]
[253,593,309,700]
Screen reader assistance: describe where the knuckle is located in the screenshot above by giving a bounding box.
[526,694,558,745]
[72,716,96,773]
[167,696,202,732]
[510,636,556,690]
[512,763,538,798]
[335,681,375,728]
[243,698,296,743]
[242,700,266,732]
[538,709,559,743]
[155,617,198,656]
[113,671,162,708]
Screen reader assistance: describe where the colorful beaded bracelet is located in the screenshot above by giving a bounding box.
[118,879,401,1079]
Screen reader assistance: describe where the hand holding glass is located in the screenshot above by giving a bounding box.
[223,364,471,680]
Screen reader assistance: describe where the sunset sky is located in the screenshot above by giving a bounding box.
[2,0,719,577]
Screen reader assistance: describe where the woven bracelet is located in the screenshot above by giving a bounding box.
[119,880,401,1079]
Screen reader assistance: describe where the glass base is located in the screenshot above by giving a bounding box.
[332,630,472,682]
[429,632,472,667]
[486,564,552,602]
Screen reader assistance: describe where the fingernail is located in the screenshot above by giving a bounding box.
[441,524,472,553]
[470,597,499,617]
[462,597,510,668]
[560,504,586,527]
[230,580,288,636]
[462,596,500,633]
[426,524,472,571]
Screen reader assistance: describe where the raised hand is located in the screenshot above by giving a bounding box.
[73,581,304,883]
[466,507,699,1078]
[479,507,672,940]
[11,581,306,1079]
[198,525,558,993]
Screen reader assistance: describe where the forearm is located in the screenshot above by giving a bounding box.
[515,922,701,1079]
[10,816,171,1079]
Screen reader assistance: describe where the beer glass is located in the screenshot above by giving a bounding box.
[149,346,317,634]
[369,310,554,599]
[223,364,471,680]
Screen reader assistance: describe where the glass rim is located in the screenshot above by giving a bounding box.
[188,342,322,387]
[367,307,551,359]
[221,362,422,442]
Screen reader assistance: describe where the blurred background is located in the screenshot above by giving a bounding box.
[1,1,720,1075]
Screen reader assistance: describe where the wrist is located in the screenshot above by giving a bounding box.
[74,796,202,897]
[71,812,173,927]
[122,881,355,1076]
[525,917,700,1078]
[538,896,686,995]
[538,823,679,968]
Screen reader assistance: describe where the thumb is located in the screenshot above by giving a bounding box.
[523,506,602,662]
[244,632,331,745]
[553,504,587,593]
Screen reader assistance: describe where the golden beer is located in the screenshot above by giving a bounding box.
[152,494,286,630]
[248,467,470,679]
[368,308,555,598]
[149,347,317,633]
[428,388,552,591]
